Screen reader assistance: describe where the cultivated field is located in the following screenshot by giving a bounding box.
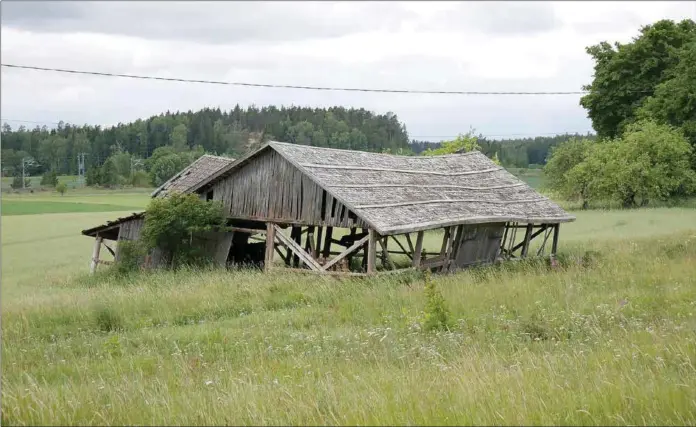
[2,188,696,425]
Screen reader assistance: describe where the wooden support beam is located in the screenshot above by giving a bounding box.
[322,227,333,259]
[378,237,396,270]
[90,236,103,274]
[412,231,424,268]
[290,226,302,267]
[321,234,370,272]
[264,223,276,272]
[228,226,267,235]
[274,245,288,263]
[536,225,553,256]
[367,229,377,274]
[389,235,413,260]
[511,225,547,255]
[521,223,534,258]
[274,225,323,272]
[314,226,323,259]
[551,224,560,255]
[447,225,465,272]
[103,242,116,257]
[405,233,415,254]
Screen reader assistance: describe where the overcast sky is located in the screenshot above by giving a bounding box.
[2,1,695,141]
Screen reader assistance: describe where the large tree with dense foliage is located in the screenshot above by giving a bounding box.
[545,120,695,208]
[637,40,696,158]
[579,19,696,140]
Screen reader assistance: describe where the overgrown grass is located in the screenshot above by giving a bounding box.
[3,228,696,424]
[3,196,696,425]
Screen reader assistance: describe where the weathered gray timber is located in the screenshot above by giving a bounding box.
[151,154,235,198]
[193,142,574,236]
[84,141,576,275]
[82,155,236,272]
[206,148,368,229]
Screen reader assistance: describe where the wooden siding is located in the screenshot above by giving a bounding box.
[116,218,144,241]
[451,223,505,269]
[208,149,368,228]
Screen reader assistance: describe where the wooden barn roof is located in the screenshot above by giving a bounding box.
[150,154,235,198]
[81,212,145,239]
[192,142,575,235]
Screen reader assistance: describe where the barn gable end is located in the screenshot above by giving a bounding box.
[207,147,368,229]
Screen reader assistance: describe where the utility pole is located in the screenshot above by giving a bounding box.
[77,153,86,187]
[21,157,30,189]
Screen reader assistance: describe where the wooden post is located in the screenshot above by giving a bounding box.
[521,223,534,258]
[367,229,377,274]
[90,236,103,274]
[412,231,424,268]
[265,223,276,272]
[291,226,302,267]
[322,226,333,259]
[314,226,323,259]
[551,224,560,256]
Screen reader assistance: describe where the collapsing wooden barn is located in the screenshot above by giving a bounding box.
[81,154,236,272]
[183,141,575,275]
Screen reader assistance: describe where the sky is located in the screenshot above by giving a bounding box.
[1,1,695,141]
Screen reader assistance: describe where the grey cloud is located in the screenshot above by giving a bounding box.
[422,2,560,36]
[1,1,417,44]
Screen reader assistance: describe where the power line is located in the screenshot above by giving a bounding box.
[2,63,591,96]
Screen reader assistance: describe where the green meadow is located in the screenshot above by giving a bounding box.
[2,186,696,425]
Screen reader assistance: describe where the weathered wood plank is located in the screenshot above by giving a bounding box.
[322,234,370,272]
[264,223,276,272]
[367,229,377,274]
[273,225,323,271]
[90,236,103,274]
[412,231,424,268]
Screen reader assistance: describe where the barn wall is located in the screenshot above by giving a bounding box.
[208,149,368,229]
[451,223,505,269]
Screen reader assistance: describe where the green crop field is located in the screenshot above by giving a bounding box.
[2,190,696,425]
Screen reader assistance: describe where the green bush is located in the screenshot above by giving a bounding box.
[140,193,227,269]
[113,240,147,275]
[40,170,59,187]
[56,182,67,196]
[422,270,450,331]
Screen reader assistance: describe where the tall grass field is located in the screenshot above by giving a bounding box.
[2,188,696,425]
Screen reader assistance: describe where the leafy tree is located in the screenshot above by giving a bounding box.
[86,167,102,186]
[56,182,67,196]
[638,41,696,159]
[100,159,120,188]
[10,175,27,190]
[546,121,695,208]
[170,123,189,152]
[599,120,696,207]
[108,151,132,180]
[140,193,227,268]
[422,131,481,156]
[580,19,696,140]
[150,153,184,187]
[543,138,595,207]
[40,170,59,187]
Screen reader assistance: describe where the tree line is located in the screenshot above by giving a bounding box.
[1,106,411,188]
[544,19,696,208]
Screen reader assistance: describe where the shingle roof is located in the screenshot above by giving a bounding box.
[192,142,575,235]
[150,154,235,198]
